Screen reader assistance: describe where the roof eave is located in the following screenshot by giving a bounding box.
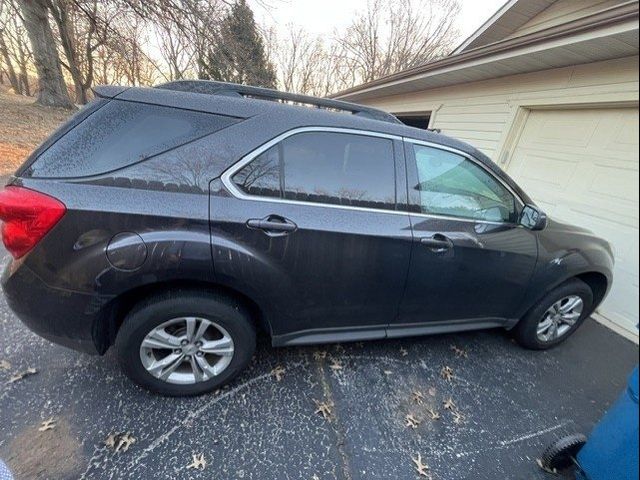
[331,2,639,100]
[452,0,517,54]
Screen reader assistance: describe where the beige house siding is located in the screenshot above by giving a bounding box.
[506,0,628,39]
[361,55,639,160]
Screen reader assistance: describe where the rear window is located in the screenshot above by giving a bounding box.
[25,100,238,178]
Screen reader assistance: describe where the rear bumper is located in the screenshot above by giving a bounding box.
[1,258,102,354]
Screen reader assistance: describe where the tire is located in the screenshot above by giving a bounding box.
[539,434,587,472]
[512,278,593,350]
[115,289,256,396]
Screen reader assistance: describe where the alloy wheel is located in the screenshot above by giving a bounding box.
[139,317,234,385]
[536,295,584,342]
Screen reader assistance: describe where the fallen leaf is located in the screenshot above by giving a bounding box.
[105,434,116,449]
[313,350,327,361]
[8,367,37,383]
[271,365,286,382]
[0,360,10,371]
[426,408,440,421]
[440,366,454,382]
[105,432,136,453]
[314,400,334,421]
[412,390,424,405]
[450,345,468,358]
[329,359,343,371]
[405,414,421,429]
[38,417,56,432]
[116,433,136,453]
[443,397,456,410]
[400,347,408,357]
[451,410,465,425]
[411,453,430,478]
[187,453,207,470]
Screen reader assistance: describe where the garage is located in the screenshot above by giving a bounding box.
[506,107,639,335]
[334,0,639,341]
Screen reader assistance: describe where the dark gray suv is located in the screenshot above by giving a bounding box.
[0,81,614,396]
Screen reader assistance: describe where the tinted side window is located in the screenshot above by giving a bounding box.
[27,100,238,178]
[231,144,281,198]
[232,132,396,210]
[413,144,516,222]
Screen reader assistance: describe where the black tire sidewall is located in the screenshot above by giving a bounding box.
[514,279,594,350]
[115,291,256,396]
[541,434,587,471]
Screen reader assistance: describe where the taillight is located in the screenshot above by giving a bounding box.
[0,186,66,259]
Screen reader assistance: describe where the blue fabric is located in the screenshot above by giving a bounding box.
[0,460,13,480]
[578,366,639,480]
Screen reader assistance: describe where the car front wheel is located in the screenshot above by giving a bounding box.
[115,289,256,396]
[512,278,594,349]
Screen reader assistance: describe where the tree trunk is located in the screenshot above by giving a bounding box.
[15,35,32,96]
[49,0,87,104]
[18,0,73,108]
[0,32,21,94]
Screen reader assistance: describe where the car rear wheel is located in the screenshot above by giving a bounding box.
[512,279,593,350]
[115,289,256,396]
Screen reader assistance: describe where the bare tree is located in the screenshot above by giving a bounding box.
[153,8,198,80]
[334,0,460,84]
[17,0,73,108]
[270,0,459,95]
[123,0,224,80]
[0,2,21,93]
[0,0,32,95]
[9,13,33,95]
[47,0,111,103]
[273,25,326,95]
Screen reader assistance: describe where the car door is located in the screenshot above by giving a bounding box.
[392,139,538,334]
[210,128,413,344]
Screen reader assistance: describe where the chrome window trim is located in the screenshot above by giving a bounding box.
[220,126,525,226]
[220,127,405,216]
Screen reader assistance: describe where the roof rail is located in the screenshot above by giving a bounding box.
[155,80,401,125]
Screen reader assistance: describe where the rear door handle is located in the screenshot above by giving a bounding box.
[246,215,297,235]
[420,234,453,251]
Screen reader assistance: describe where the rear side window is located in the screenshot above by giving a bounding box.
[232,131,396,210]
[26,100,238,178]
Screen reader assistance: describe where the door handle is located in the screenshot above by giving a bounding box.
[246,215,297,235]
[420,234,453,251]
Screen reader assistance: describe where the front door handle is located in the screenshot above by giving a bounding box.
[246,215,297,235]
[420,234,453,252]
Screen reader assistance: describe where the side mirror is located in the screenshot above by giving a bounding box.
[520,204,547,230]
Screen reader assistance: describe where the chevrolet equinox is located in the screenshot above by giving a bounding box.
[0,81,614,396]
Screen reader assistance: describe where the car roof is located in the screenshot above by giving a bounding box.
[96,83,473,152]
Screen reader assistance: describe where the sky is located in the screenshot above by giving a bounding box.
[250,0,507,44]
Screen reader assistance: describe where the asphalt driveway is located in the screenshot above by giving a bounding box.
[0,245,637,480]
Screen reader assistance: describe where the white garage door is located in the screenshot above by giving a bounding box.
[507,107,639,336]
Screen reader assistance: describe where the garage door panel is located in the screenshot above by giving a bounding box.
[508,107,639,335]
[520,113,600,148]
[589,164,639,202]
[607,113,639,153]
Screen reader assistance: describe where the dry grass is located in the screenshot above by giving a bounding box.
[0,85,72,175]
